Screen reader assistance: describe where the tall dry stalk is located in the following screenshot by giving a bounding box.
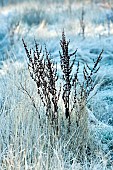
[22,39,61,137]
[71,49,103,161]
[80,7,85,39]
[59,30,77,131]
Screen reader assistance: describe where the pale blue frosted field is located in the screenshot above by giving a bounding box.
[0,1,113,169]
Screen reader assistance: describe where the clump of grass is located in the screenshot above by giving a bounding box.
[22,31,103,163]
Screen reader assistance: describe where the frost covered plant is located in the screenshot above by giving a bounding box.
[22,39,61,137]
[71,49,103,160]
[22,31,103,162]
[59,30,77,131]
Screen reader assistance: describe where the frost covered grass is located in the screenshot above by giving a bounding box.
[1,0,113,169]
[1,60,113,169]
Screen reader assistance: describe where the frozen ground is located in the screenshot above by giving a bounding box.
[0,0,113,169]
